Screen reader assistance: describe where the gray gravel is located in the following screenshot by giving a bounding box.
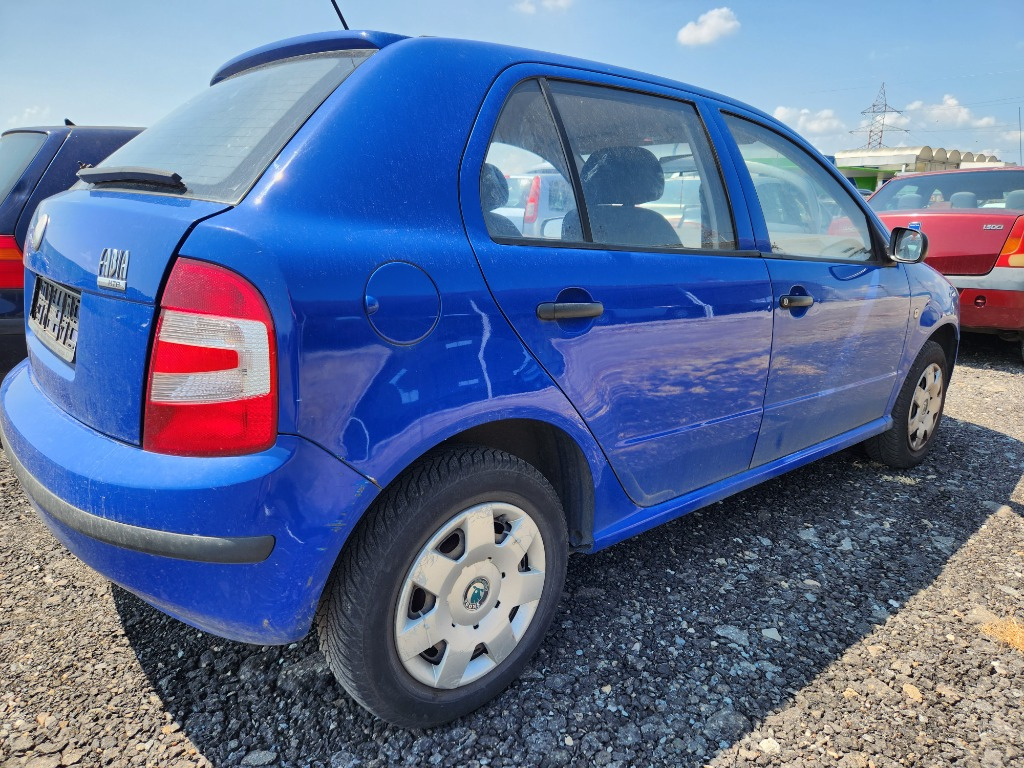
[2,333,1023,768]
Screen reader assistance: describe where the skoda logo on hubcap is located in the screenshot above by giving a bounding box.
[463,578,490,611]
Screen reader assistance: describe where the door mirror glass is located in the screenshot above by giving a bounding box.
[890,226,928,263]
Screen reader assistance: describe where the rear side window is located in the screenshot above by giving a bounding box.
[93,50,374,204]
[0,131,47,207]
[548,82,735,250]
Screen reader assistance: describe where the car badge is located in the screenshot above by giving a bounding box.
[97,248,130,291]
[463,578,490,611]
[982,224,1004,231]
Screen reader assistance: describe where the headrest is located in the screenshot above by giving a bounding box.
[1004,189,1024,210]
[481,163,509,211]
[897,193,923,209]
[950,191,978,209]
[580,146,664,205]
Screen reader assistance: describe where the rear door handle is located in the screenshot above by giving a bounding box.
[536,301,604,321]
[779,294,814,309]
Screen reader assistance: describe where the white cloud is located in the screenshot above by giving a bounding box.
[677,7,740,47]
[773,106,846,136]
[903,95,995,129]
[6,105,52,128]
[513,0,573,13]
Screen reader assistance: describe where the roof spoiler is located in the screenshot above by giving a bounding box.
[210,30,407,86]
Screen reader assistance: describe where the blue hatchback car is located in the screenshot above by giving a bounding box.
[1,30,957,727]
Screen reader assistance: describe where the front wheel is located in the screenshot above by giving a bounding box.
[865,340,948,468]
[316,446,568,728]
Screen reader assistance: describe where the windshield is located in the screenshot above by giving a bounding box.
[91,50,374,204]
[0,131,47,207]
[869,170,1024,212]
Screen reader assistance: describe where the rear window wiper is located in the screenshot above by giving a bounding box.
[77,166,187,191]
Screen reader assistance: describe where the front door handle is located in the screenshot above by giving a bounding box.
[536,301,604,321]
[779,294,814,309]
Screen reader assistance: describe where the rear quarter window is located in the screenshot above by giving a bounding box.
[0,131,47,207]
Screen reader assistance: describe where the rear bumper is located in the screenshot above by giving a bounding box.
[1,360,379,644]
[947,269,1024,333]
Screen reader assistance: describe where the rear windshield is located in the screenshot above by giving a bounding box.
[90,50,374,204]
[0,131,47,207]
[869,170,1024,211]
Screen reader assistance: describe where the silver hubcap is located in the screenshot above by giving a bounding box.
[908,362,943,451]
[393,502,547,689]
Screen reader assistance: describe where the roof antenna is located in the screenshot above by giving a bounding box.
[329,0,350,30]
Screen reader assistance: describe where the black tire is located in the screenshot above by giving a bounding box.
[865,340,948,468]
[316,446,568,728]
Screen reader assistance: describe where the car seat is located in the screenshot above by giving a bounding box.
[480,163,522,238]
[1004,189,1024,210]
[949,191,978,209]
[895,193,923,209]
[562,146,680,247]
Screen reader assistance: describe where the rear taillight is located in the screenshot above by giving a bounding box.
[996,216,1024,268]
[0,235,23,290]
[143,258,277,456]
[523,176,541,224]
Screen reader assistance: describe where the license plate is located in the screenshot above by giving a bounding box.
[28,277,81,363]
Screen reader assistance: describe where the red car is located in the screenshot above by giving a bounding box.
[870,167,1024,360]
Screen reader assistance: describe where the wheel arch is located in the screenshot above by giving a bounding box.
[927,321,959,380]
[438,418,595,553]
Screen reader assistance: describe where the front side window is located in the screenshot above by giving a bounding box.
[548,81,734,250]
[724,115,874,261]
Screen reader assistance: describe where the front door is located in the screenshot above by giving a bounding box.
[719,114,910,465]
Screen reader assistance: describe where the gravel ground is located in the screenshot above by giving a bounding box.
[1,334,1023,768]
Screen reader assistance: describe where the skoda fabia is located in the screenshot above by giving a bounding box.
[2,30,957,727]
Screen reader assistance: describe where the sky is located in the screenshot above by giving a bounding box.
[2,0,1022,162]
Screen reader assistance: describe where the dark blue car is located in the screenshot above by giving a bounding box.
[1,31,957,727]
[0,125,141,372]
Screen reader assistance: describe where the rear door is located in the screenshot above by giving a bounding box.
[463,69,773,507]
[717,112,911,465]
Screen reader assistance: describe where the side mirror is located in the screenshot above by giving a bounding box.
[889,226,928,264]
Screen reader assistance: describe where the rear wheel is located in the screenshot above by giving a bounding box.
[865,340,947,468]
[316,446,567,728]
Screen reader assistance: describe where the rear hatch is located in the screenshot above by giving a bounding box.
[24,193,229,443]
[22,45,376,446]
[875,210,1020,276]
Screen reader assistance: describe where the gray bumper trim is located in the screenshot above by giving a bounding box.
[1,421,275,564]
[947,267,1024,292]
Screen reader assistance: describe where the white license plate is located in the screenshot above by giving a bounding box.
[28,277,81,363]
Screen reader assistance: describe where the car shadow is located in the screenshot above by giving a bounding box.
[113,412,1022,767]
[958,330,1022,367]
